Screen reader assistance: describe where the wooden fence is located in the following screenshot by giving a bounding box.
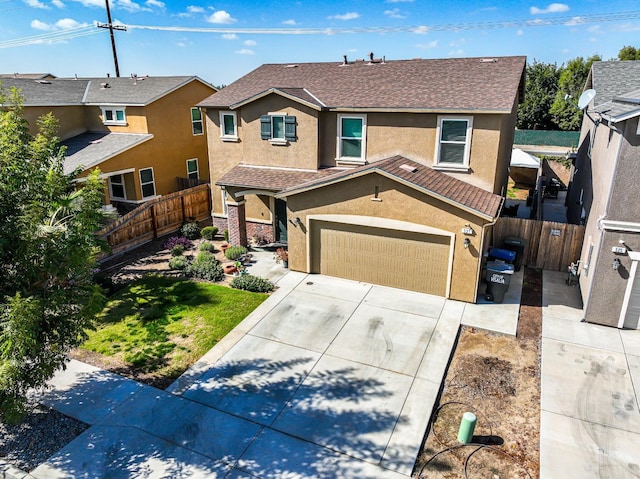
[492,217,585,271]
[99,184,211,257]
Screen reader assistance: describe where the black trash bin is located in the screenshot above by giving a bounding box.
[503,236,527,272]
[485,261,514,303]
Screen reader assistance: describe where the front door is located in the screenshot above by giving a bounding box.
[274,198,288,243]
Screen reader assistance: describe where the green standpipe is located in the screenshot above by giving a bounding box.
[457,412,477,444]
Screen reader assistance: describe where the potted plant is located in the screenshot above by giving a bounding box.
[275,247,289,268]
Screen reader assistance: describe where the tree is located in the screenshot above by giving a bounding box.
[517,60,560,130]
[550,55,601,130]
[0,86,106,422]
[618,46,640,60]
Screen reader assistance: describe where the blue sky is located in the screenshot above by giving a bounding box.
[0,0,639,86]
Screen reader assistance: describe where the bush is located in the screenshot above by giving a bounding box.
[164,236,193,250]
[181,221,201,240]
[230,275,274,293]
[225,245,247,260]
[201,226,218,240]
[186,251,224,281]
[171,244,184,256]
[223,229,229,242]
[168,256,188,271]
[199,241,216,253]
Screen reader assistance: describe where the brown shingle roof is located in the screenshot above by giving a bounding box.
[216,165,340,191]
[277,156,504,219]
[199,56,525,112]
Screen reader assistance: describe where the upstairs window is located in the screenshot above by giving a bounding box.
[338,114,366,163]
[139,167,156,198]
[101,106,126,125]
[260,114,296,143]
[191,107,204,135]
[219,111,237,140]
[186,159,199,180]
[109,174,126,199]
[435,117,472,168]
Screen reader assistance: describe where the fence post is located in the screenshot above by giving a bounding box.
[150,203,158,238]
[181,195,186,223]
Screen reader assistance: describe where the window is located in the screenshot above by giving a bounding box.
[139,168,156,198]
[221,189,228,216]
[109,174,125,199]
[435,117,472,168]
[338,114,366,162]
[191,107,204,135]
[186,159,199,180]
[219,111,237,140]
[101,106,126,125]
[260,114,296,143]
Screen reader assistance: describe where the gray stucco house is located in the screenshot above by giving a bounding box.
[567,60,640,328]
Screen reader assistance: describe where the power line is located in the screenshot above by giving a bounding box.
[0,26,104,49]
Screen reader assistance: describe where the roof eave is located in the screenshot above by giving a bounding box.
[228,88,323,111]
[329,107,510,114]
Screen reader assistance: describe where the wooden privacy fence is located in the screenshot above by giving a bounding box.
[492,217,585,271]
[99,184,211,257]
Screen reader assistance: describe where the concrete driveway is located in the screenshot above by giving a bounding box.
[30,272,465,478]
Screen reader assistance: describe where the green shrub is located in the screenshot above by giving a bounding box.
[186,251,224,281]
[201,226,218,240]
[223,229,229,242]
[171,244,184,256]
[225,245,247,260]
[168,256,188,270]
[199,241,216,253]
[181,221,201,240]
[230,275,274,293]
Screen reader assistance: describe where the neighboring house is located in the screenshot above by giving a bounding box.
[199,55,526,302]
[567,60,640,328]
[0,75,216,209]
[0,72,57,80]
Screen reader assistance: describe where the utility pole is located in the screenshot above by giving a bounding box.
[97,0,126,77]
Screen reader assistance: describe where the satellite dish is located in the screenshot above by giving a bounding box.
[578,89,596,110]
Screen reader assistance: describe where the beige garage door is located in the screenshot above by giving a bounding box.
[315,222,450,296]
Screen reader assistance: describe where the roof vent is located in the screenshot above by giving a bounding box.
[100,82,110,89]
[480,58,497,63]
[400,164,418,173]
[368,52,384,64]
[284,64,298,68]
[341,54,349,66]
[36,80,51,84]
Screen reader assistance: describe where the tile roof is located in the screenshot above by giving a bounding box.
[587,61,640,106]
[216,165,340,191]
[63,131,153,175]
[0,78,89,105]
[199,56,526,112]
[277,156,503,219]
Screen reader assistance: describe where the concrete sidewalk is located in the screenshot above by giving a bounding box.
[540,271,640,478]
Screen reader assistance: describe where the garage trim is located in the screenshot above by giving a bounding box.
[306,214,455,298]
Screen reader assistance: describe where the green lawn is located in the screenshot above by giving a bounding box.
[82,275,268,380]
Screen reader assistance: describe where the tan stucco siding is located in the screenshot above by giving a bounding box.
[285,172,487,302]
[23,105,87,140]
[494,101,519,195]
[245,194,272,223]
[84,105,149,133]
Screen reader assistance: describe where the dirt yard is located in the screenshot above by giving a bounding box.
[413,269,542,479]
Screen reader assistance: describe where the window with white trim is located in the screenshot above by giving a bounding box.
[101,106,126,125]
[109,174,126,199]
[139,168,156,198]
[221,189,228,216]
[337,114,366,162]
[186,159,199,180]
[219,111,237,140]
[191,107,204,135]
[260,113,296,143]
[435,116,473,167]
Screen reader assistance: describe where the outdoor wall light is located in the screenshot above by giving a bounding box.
[289,217,302,227]
[464,238,471,249]
[613,258,621,271]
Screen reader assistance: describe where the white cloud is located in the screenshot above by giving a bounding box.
[235,48,254,55]
[207,10,236,24]
[69,0,103,7]
[328,12,359,21]
[188,5,204,13]
[384,8,405,19]
[117,0,150,12]
[146,0,164,8]
[449,49,464,56]
[516,29,524,36]
[52,0,65,7]
[221,33,237,40]
[24,0,49,8]
[618,22,640,32]
[416,40,438,49]
[282,19,297,25]
[244,39,256,46]
[564,16,586,26]
[587,25,602,34]
[589,37,597,43]
[412,25,429,34]
[31,19,53,30]
[386,0,413,3]
[530,3,569,15]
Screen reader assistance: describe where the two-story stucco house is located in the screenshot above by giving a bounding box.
[1,75,216,210]
[567,60,640,328]
[199,55,526,302]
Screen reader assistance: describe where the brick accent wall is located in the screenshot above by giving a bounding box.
[246,221,275,244]
[226,202,247,246]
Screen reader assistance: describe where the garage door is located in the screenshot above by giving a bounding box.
[315,222,451,296]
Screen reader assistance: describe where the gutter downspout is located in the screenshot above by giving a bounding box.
[473,196,505,303]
